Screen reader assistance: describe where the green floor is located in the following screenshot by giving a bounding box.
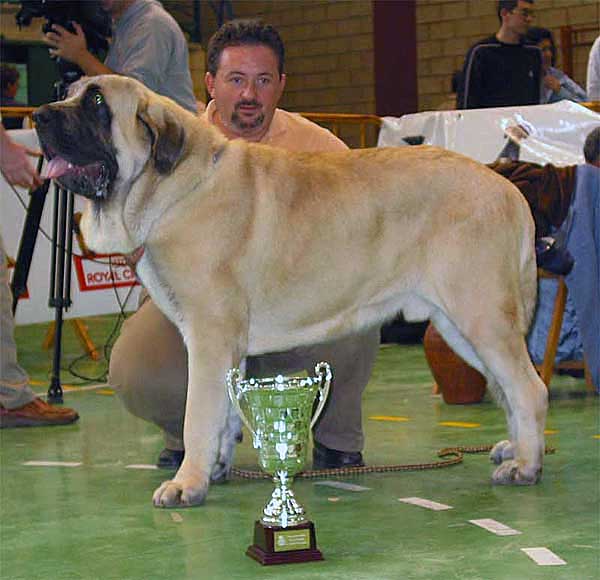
[1,316,599,579]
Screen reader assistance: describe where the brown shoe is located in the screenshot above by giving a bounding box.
[0,398,79,428]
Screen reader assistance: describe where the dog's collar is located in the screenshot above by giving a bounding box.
[125,245,145,268]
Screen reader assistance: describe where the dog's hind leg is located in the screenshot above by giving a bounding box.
[431,313,518,463]
[431,304,547,485]
[478,337,547,485]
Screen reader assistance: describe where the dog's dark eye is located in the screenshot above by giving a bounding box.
[94,92,105,107]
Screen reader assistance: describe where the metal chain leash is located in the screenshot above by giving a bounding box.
[230,445,556,480]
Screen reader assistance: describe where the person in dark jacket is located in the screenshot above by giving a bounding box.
[458,0,542,109]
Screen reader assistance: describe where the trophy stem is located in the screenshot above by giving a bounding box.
[261,470,307,528]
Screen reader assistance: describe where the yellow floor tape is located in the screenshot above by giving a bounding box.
[369,415,410,422]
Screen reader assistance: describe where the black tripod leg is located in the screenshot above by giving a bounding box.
[11,158,50,315]
[47,185,74,404]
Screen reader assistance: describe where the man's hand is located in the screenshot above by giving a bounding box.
[43,23,113,77]
[44,22,88,66]
[0,128,42,189]
[543,74,562,94]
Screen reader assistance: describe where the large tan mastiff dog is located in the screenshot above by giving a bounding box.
[34,76,548,508]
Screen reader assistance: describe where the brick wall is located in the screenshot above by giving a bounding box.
[417,0,600,111]
[216,1,376,114]
[192,0,598,114]
[2,0,598,116]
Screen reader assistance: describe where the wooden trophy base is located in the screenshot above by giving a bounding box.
[246,520,323,565]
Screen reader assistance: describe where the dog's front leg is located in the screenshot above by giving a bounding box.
[152,334,241,508]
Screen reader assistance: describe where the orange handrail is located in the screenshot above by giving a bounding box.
[298,112,381,148]
[0,106,36,127]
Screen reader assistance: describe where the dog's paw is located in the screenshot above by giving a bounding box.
[492,460,542,486]
[152,474,209,508]
[490,440,515,465]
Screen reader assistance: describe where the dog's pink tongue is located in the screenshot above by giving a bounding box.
[44,157,72,179]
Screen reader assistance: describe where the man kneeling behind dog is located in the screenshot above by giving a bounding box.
[108,19,380,472]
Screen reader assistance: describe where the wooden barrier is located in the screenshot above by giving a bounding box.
[0,105,35,127]
[559,25,599,80]
[298,112,382,148]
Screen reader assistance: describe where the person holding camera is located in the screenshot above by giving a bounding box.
[43,0,197,114]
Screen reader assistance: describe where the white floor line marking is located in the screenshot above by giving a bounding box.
[521,547,567,566]
[36,383,108,395]
[125,464,159,470]
[468,518,521,536]
[23,460,82,467]
[398,497,453,511]
[315,480,371,492]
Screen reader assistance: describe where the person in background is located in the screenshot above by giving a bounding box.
[587,35,600,101]
[1,64,27,130]
[0,126,79,427]
[108,19,380,472]
[525,27,586,104]
[44,0,197,113]
[458,0,542,109]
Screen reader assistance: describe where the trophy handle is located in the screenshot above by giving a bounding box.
[226,368,256,438]
[310,361,332,429]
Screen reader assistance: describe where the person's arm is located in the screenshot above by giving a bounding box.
[456,60,468,110]
[44,23,114,77]
[587,36,600,100]
[551,73,587,103]
[459,46,484,109]
[0,126,42,189]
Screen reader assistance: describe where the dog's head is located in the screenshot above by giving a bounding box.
[34,75,186,201]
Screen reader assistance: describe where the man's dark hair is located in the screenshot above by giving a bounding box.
[1,64,20,94]
[206,19,285,77]
[497,0,534,23]
[525,26,556,66]
[583,127,600,165]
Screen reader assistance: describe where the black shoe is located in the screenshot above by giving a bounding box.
[312,440,364,470]
[156,448,184,470]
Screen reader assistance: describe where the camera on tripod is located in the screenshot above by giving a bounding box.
[15,0,112,84]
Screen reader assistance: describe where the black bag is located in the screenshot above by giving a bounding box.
[535,236,574,276]
[534,193,576,277]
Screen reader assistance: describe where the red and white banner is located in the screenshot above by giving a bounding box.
[73,253,138,291]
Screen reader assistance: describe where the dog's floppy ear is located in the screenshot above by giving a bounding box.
[137,100,186,175]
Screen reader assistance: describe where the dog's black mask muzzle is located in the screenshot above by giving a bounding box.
[34,87,118,201]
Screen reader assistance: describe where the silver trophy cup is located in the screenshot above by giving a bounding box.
[226,362,332,530]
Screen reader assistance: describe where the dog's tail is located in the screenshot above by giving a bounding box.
[517,194,539,334]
